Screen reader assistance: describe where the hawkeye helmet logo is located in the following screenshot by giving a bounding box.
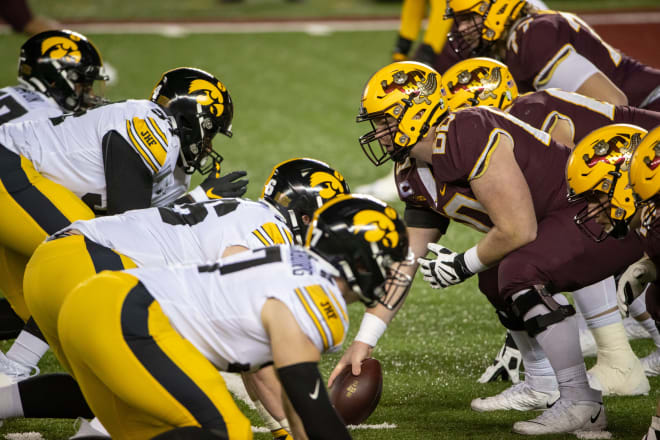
[310,171,347,200]
[380,69,438,106]
[351,207,399,248]
[41,36,81,63]
[189,79,227,117]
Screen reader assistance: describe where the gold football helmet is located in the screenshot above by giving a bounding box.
[566,124,647,241]
[629,126,660,235]
[357,61,448,166]
[442,57,518,110]
[446,0,527,57]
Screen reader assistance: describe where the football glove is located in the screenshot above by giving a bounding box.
[200,168,249,200]
[477,332,521,384]
[418,243,474,289]
[617,257,657,316]
[415,43,436,67]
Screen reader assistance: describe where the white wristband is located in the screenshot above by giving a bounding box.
[464,246,488,274]
[354,313,387,347]
[188,185,208,202]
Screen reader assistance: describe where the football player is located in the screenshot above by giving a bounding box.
[442,57,659,396]
[626,125,660,439]
[331,61,647,436]
[0,29,109,342]
[0,66,248,388]
[54,195,410,440]
[0,159,348,439]
[443,0,660,110]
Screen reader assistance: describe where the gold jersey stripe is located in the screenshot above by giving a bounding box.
[326,286,348,322]
[132,117,167,166]
[295,288,329,350]
[147,117,169,147]
[126,120,157,172]
[252,230,271,246]
[283,228,294,244]
[304,285,345,348]
[261,222,287,244]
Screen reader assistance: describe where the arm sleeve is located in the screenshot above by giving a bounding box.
[102,130,153,215]
[404,204,449,233]
[277,362,350,440]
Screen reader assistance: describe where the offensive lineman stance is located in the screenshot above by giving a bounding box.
[55,195,412,439]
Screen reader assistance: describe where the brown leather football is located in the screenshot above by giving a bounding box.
[329,358,383,425]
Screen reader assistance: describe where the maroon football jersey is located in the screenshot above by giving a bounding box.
[509,89,660,143]
[396,106,572,232]
[505,12,660,108]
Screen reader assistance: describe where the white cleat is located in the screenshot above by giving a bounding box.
[623,317,650,340]
[0,351,38,385]
[587,354,649,396]
[70,417,111,439]
[471,382,559,412]
[580,329,598,358]
[641,349,660,377]
[512,400,610,438]
[477,335,522,384]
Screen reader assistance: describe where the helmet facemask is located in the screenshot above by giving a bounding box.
[357,109,411,166]
[570,185,631,242]
[447,11,492,58]
[640,197,660,237]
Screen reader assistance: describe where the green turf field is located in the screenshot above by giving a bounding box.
[0,3,659,439]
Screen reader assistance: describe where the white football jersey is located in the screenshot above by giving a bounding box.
[0,86,62,125]
[127,245,349,372]
[66,198,294,266]
[0,99,187,211]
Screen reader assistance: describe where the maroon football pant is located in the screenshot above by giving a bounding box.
[477,204,644,309]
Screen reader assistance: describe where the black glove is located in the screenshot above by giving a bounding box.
[200,169,249,199]
[415,43,437,67]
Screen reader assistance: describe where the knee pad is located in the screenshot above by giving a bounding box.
[496,309,525,331]
[510,285,576,337]
[150,427,228,440]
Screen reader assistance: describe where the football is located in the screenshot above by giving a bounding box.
[329,358,383,425]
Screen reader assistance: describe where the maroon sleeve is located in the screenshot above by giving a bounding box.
[506,15,568,92]
[0,0,33,32]
[507,92,548,130]
[431,109,494,184]
[624,107,660,132]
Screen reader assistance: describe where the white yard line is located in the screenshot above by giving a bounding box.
[1,12,658,35]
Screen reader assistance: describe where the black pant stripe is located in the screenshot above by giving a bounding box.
[84,238,124,273]
[0,142,72,234]
[120,282,228,433]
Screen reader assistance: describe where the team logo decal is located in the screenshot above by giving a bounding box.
[380,69,438,105]
[351,207,399,248]
[584,132,642,171]
[189,79,226,117]
[643,140,660,171]
[310,171,346,200]
[447,66,503,103]
[41,36,81,63]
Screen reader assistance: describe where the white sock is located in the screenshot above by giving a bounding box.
[0,383,23,418]
[90,417,111,436]
[6,331,49,367]
[572,277,620,329]
[638,317,660,348]
[509,330,557,392]
[629,290,647,318]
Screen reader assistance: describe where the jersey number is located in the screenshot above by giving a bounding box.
[158,200,239,226]
[0,93,28,125]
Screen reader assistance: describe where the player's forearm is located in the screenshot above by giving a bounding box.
[476,224,537,267]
